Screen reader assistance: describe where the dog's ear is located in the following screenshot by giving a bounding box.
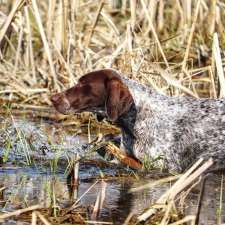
[105,78,133,121]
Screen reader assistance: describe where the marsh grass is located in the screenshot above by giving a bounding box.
[1,0,225,224]
[0,0,225,106]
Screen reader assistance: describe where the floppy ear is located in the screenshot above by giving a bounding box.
[105,78,133,121]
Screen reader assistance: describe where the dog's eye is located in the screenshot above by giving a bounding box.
[85,99,93,105]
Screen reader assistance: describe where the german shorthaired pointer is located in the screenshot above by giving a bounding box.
[51,69,225,172]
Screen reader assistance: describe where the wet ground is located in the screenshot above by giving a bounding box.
[0,166,168,224]
[0,116,224,224]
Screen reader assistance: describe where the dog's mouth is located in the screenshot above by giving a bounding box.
[79,106,107,119]
[89,107,106,116]
[51,93,107,119]
[90,107,108,121]
[56,106,107,119]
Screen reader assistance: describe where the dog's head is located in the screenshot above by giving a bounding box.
[51,69,133,121]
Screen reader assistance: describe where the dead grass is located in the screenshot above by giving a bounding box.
[0,0,225,108]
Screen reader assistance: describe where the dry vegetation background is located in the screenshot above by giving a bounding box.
[0,1,225,224]
[0,0,225,109]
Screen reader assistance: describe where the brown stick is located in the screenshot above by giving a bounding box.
[105,142,142,170]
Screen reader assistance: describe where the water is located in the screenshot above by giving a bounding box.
[0,166,170,224]
[0,116,224,224]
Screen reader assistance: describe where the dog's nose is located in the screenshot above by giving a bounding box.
[50,93,62,103]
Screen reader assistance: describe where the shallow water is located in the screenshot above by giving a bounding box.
[0,116,224,224]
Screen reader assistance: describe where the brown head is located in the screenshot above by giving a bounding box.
[50,69,134,122]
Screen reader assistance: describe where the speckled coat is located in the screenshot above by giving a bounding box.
[118,75,225,172]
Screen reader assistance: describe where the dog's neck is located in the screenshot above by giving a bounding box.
[116,102,137,158]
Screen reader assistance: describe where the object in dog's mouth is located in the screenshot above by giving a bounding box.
[51,69,225,173]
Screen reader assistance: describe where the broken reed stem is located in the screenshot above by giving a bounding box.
[159,200,174,225]
[182,0,201,70]
[91,194,100,220]
[85,0,105,47]
[31,211,37,225]
[137,158,213,222]
[63,180,99,216]
[13,14,24,74]
[169,215,196,225]
[91,181,107,220]
[129,175,180,193]
[153,65,198,98]
[85,221,113,224]
[140,0,170,70]
[0,205,41,221]
[130,0,136,31]
[53,41,76,86]
[217,174,224,224]
[158,0,164,31]
[74,155,79,187]
[0,0,26,45]
[61,0,69,57]
[71,0,77,38]
[36,211,52,225]
[47,0,56,43]
[208,66,217,98]
[69,154,80,200]
[169,158,213,200]
[24,6,36,83]
[123,212,133,225]
[212,32,225,98]
[126,23,135,73]
[194,174,208,225]
[31,0,59,91]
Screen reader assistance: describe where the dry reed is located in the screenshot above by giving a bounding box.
[0,0,224,109]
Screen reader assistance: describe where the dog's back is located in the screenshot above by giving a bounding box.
[124,77,225,171]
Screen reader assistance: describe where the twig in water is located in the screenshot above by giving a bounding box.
[194,174,208,225]
[36,211,52,225]
[91,180,107,220]
[0,204,41,221]
[63,180,99,215]
[31,211,37,225]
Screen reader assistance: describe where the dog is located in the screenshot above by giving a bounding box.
[51,69,225,172]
